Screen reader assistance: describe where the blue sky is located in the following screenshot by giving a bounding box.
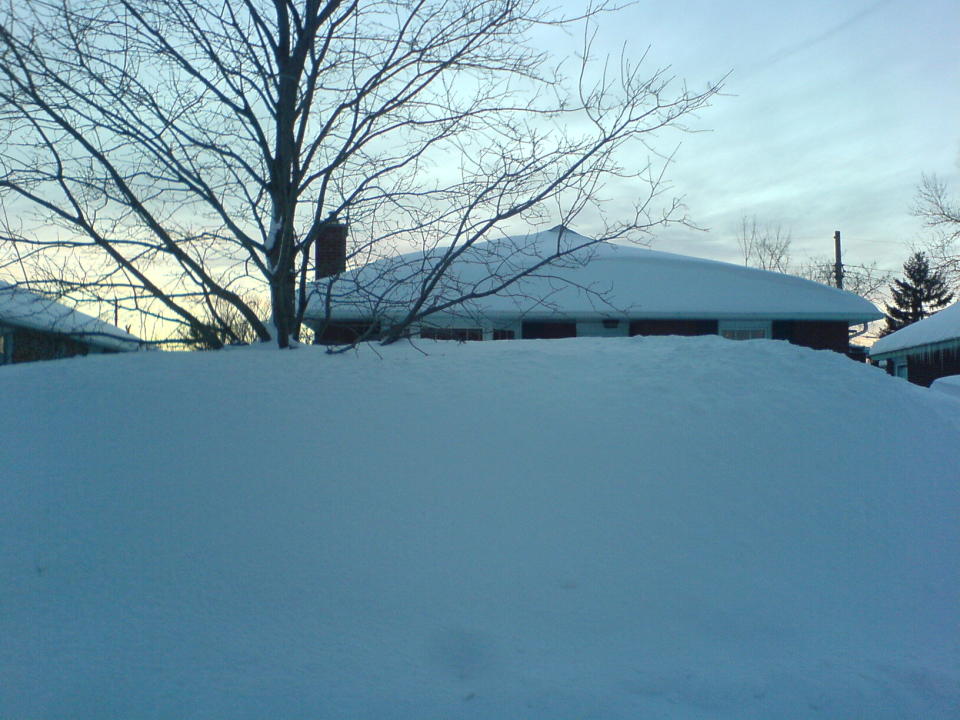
[565,0,960,274]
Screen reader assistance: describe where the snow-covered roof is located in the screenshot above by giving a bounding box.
[869,301,960,357]
[307,226,882,323]
[0,281,141,352]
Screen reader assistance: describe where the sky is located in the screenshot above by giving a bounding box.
[558,0,960,275]
[4,0,955,339]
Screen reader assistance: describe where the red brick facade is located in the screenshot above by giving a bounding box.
[8,327,93,363]
[906,348,960,387]
[772,321,849,353]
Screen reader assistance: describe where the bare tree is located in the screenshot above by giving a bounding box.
[176,291,270,349]
[0,0,722,348]
[792,255,891,341]
[797,257,891,304]
[916,174,960,241]
[732,215,891,303]
[736,216,792,273]
[732,215,892,340]
[913,174,960,289]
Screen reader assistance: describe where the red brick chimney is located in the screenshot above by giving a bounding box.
[315,222,347,279]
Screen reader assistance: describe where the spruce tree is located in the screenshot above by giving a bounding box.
[881,252,954,336]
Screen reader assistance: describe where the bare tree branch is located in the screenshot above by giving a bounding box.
[913,173,960,289]
[0,0,723,348]
[737,216,791,273]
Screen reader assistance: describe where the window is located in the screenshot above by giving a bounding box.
[0,329,11,364]
[420,327,482,341]
[628,319,718,336]
[521,321,577,339]
[718,321,771,341]
[315,322,380,344]
[492,329,515,340]
[721,327,767,340]
[602,319,620,329]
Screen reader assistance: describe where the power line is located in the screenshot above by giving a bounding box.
[741,0,893,78]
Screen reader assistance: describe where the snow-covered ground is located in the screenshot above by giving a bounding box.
[2,336,959,719]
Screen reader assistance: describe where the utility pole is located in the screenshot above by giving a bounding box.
[833,230,844,290]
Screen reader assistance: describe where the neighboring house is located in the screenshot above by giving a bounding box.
[304,226,882,352]
[869,301,960,386]
[0,281,142,364]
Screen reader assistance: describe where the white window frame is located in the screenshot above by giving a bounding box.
[0,327,11,364]
[718,320,771,341]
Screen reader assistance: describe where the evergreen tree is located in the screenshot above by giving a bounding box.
[881,252,954,336]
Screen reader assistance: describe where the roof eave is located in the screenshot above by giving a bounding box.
[870,336,960,360]
[316,308,882,325]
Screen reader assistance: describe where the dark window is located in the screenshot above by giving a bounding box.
[420,327,482,341]
[315,322,381,344]
[492,329,515,340]
[602,319,621,329]
[720,327,767,340]
[521,321,577,339]
[628,319,718,337]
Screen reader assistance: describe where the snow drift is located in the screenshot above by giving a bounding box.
[2,337,958,719]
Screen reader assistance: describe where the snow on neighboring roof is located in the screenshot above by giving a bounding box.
[0,281,141,352]
[869,301,960,357]
[308,226,881,323]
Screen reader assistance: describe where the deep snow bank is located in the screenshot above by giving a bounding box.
[2,337,959,719]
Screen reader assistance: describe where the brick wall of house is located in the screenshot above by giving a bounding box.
[772,321,849,353]
[907,348,960,387]
[11,327,90,363]
[316,223,348,278]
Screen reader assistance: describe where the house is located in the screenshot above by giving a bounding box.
[304,226,882,352]
[0,281,142,364]
[868,301,960,385]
